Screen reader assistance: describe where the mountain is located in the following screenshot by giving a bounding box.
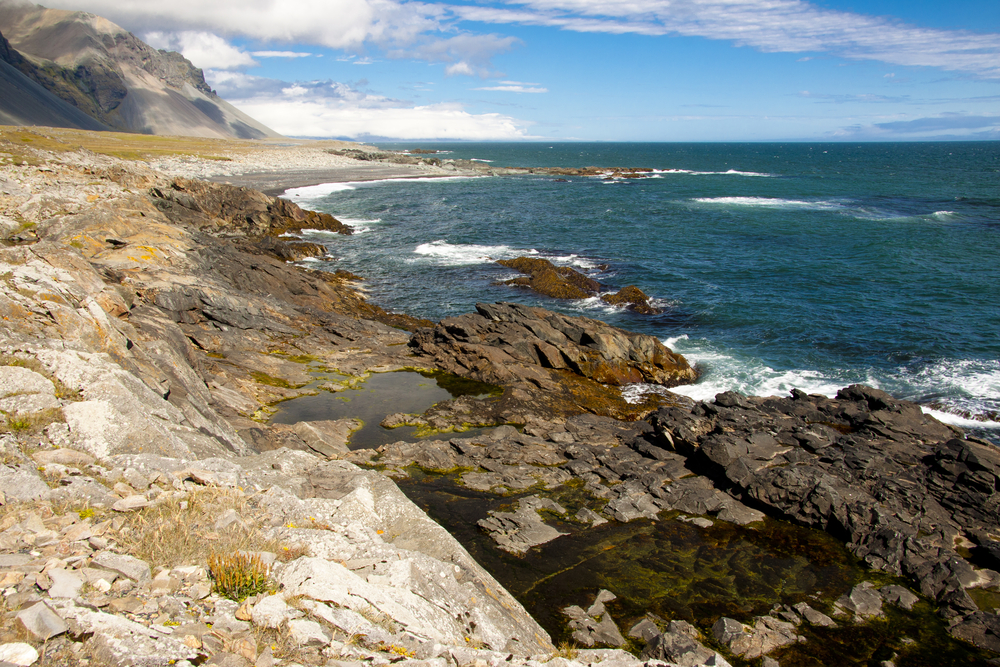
[0,27,111,129]
[0,1,280,139]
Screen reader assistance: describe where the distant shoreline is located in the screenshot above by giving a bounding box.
[204,163,464,197]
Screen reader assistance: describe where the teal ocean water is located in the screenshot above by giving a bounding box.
[282,142,1000,441]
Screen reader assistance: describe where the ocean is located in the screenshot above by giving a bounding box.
[281,142,1000,443]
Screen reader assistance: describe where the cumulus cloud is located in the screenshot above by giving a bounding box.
[44,0,431,51]
[230,97,537,139]
[143,31,257,69]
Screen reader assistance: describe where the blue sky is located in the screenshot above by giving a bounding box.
[43,0,1000,141]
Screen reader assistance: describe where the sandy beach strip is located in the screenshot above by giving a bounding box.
[146,141,471,196]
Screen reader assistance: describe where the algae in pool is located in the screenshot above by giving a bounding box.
[397,470,995,667]
[269,370,499,449]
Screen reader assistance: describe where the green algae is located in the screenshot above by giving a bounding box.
[395,471,994,667]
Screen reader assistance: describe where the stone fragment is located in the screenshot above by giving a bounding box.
[47,568,84,598]
[0,642,39,666]
[92,551,152,583]
[836,583,884,619]
[587,590,617,617]
[628,618,660,642]
[16,601,68,640]
[641,629,717,667]
[288,618,331,647]
[112,495,149,512]
[0,466,50,502]
[880,585,919,611]
[31,448,95,468]
[250,595,302,629]
[792,603,836,628]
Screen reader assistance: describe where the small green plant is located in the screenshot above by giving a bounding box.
[208,551,269,601]
[78,507,95,520]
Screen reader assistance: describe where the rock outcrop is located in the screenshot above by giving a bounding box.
[408,301,696,420]
[496,256,661,313]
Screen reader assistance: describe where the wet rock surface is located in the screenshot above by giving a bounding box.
[408,301,696,420]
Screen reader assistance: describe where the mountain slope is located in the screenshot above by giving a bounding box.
[0,28,111,129]
[0,1,280,139]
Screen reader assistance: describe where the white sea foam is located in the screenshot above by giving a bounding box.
[660,335,1000,434]
[412,240,537,266]
[547,253,599,270]
[471,159,494,163]
[282,176,481,202]
[692,196,844,210]
[652,169,775,177]
[662,334,863,403]
[283,182,356,200]
[337,218,381,234]
[299,227,349,237]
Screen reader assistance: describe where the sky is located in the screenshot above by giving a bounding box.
[37,0,1000,141]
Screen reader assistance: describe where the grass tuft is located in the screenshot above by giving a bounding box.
[208,551,270,601]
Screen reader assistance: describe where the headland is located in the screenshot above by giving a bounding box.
[0,126,998,667]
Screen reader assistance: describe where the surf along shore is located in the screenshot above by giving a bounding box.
[0,126,998,667]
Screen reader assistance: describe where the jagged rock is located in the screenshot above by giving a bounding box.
[587,590,617,617]
[15,601,67,640]
[288,618,331,647]
[564,607,626,648]
[292,419,360,457]
[0,465,50,501]
[91,552,151,583]
[0,643,39,666]
[600,286,662,315]
[792,603,837,628]
[497,257,602,300]
[641,629,720,667]
[628,618,660,642]
[478,495,568,554]
[880,585,920,611]
[250,595,303,629]
[47,568,84,598]
[835,583,884,619]
[712,616,800,659]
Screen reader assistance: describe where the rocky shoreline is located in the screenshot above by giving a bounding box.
[1,133,998,666]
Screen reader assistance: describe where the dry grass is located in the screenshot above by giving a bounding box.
[1,408,65,435]
[0,126,259,161]
[111,487,283,569]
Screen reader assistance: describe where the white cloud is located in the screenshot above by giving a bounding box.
[455,0,1000,78]
[834,113,1000,139]
[445,62,476,76]
[474,85,548,93]
[230,96,537,139]
[143,30,257,69]
[251,50,316,58]
[50,0,1000,79]
[46,0,442,51]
